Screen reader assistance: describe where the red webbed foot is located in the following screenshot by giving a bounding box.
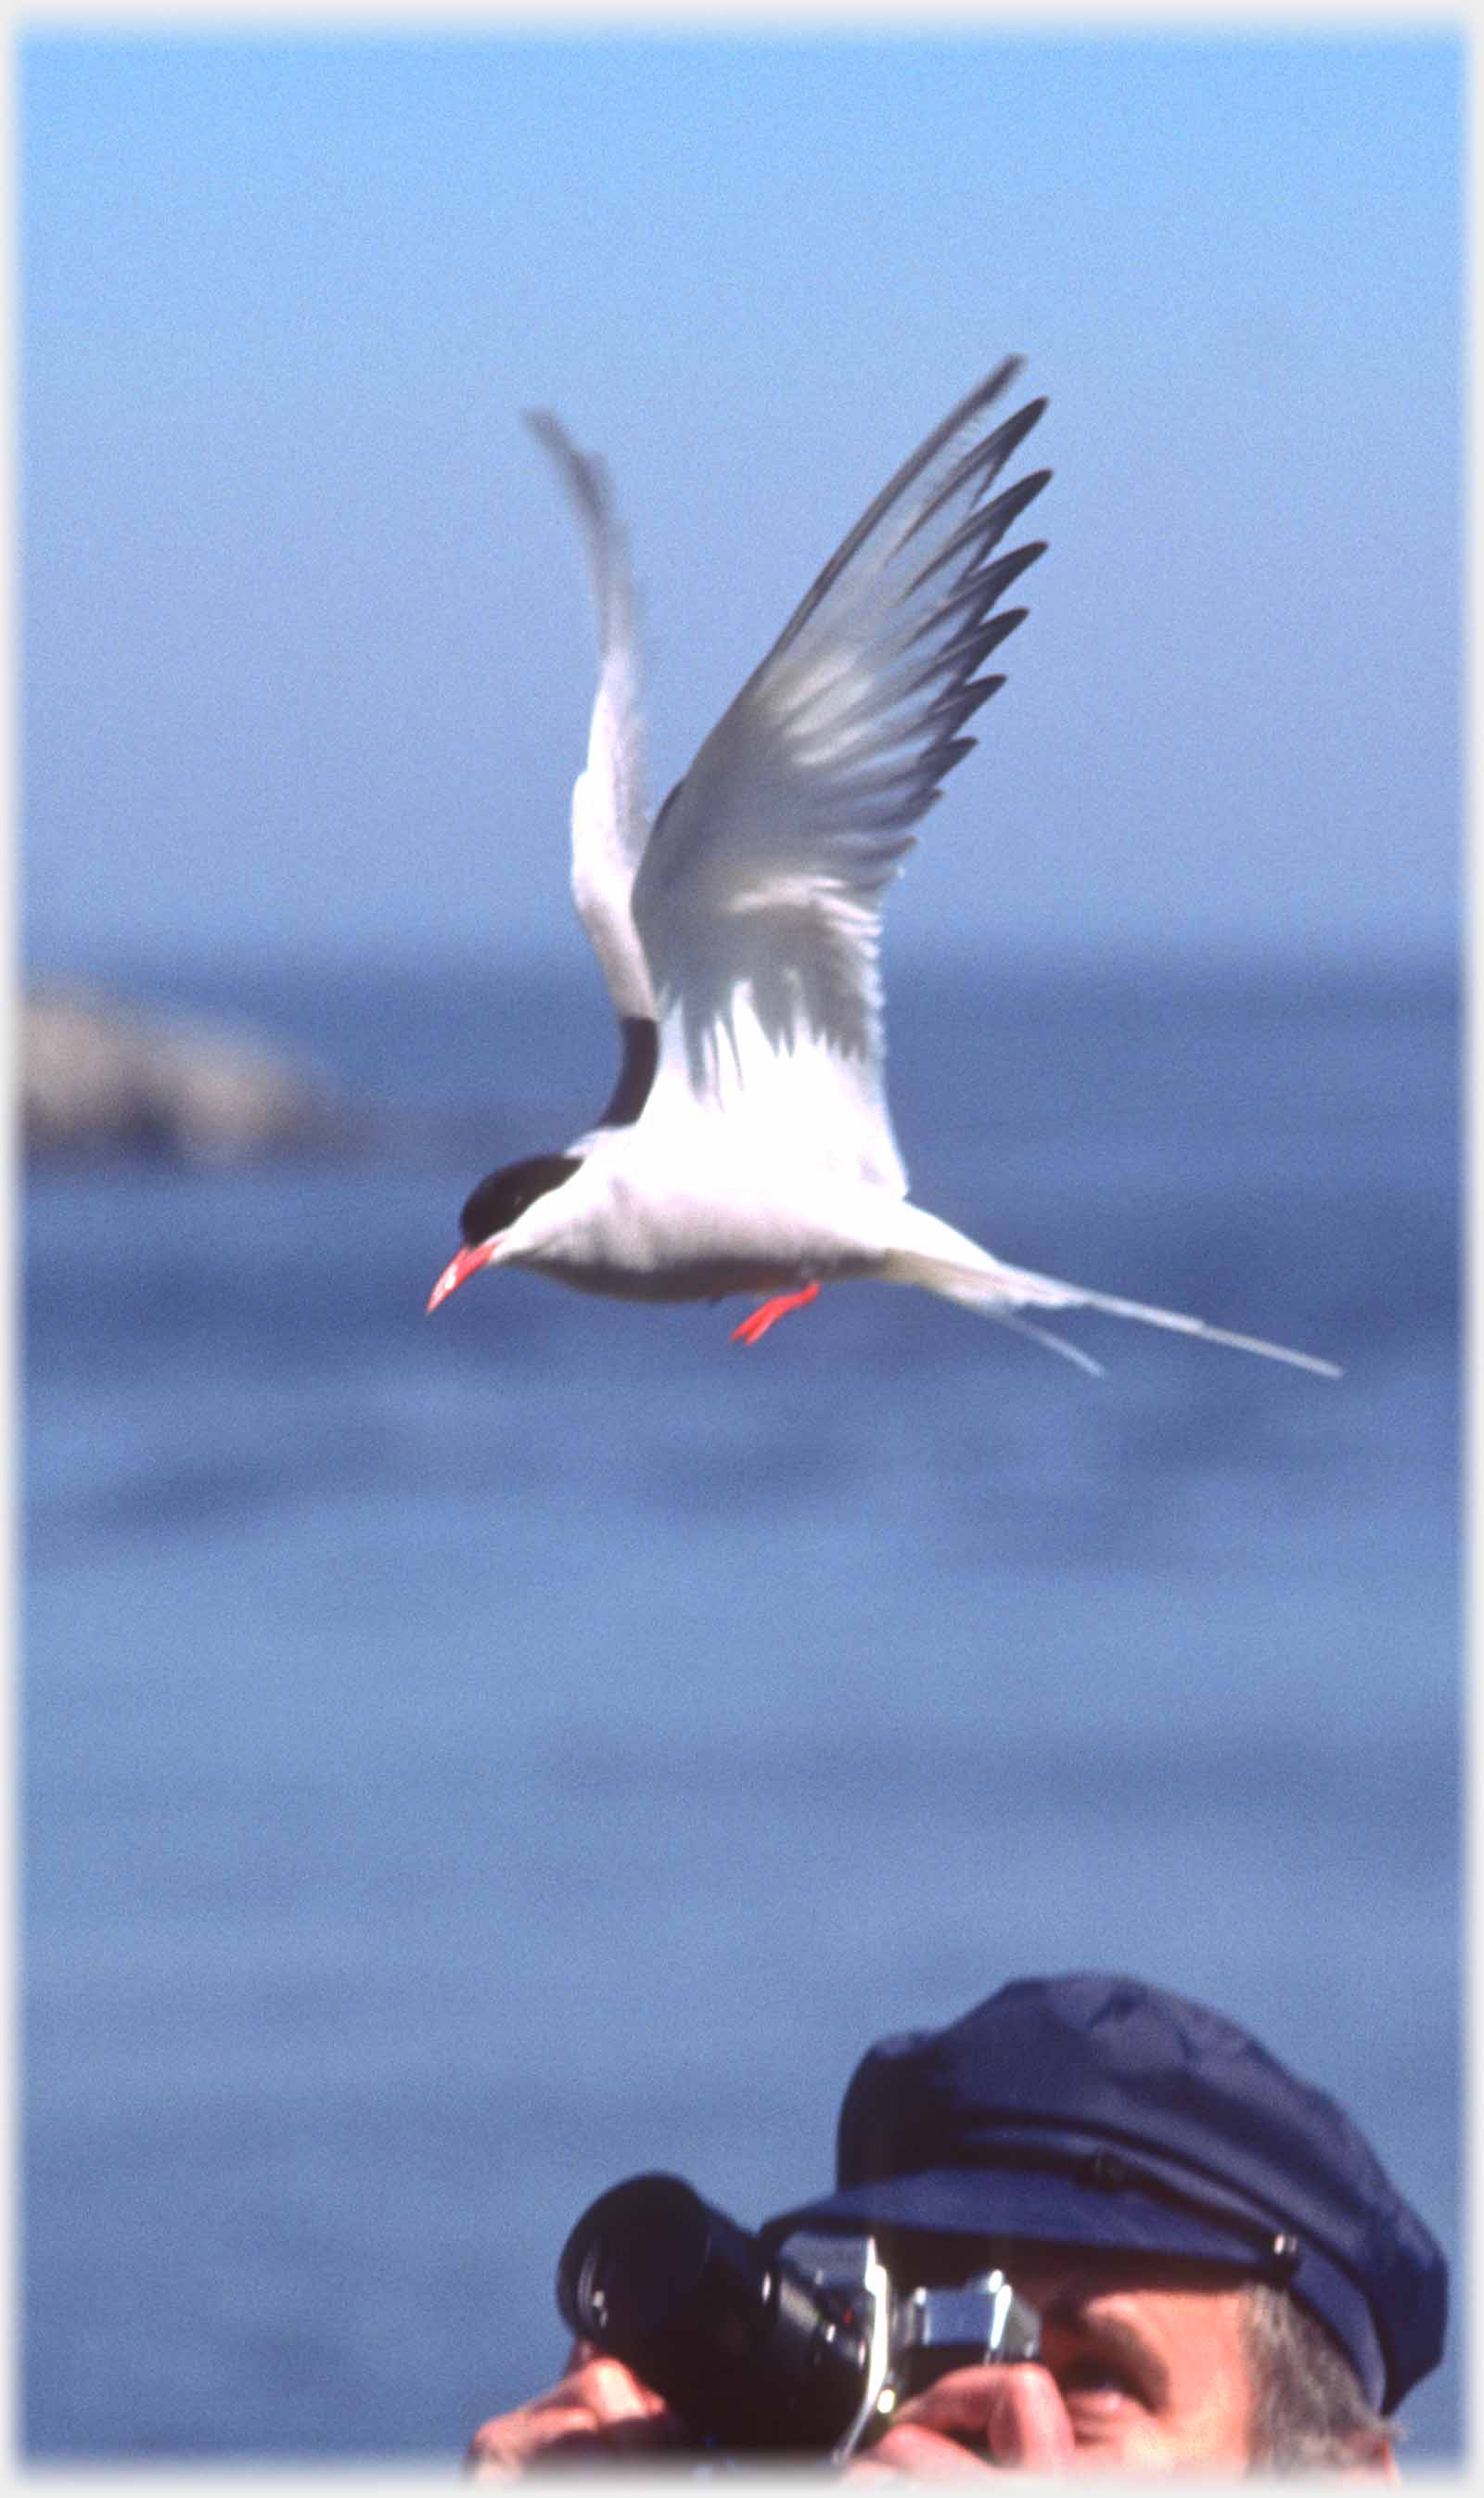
[730,1281,822,1347]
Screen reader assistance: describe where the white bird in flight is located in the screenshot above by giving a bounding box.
[429,362,1337,1381]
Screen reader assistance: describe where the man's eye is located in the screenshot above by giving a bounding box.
[1057,2356,1144,2408]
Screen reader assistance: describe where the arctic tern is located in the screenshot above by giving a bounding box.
[429,364,1337,1382]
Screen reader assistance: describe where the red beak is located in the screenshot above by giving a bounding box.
[426,1240,498,1314]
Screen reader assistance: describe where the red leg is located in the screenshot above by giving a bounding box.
[730,1281,822,1347]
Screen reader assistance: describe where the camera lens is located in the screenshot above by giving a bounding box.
[570,2197,711,2339]
[556,2173,873,2453]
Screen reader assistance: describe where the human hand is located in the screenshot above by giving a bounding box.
[847,2363,1078,2477]
[465,2341,683,2476]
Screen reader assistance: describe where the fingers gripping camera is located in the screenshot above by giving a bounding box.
[556,2171,1041,2458]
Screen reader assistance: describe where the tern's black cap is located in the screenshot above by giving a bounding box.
[769,1973,1446,2415]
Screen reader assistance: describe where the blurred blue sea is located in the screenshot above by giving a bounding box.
[23,951,1461,2463]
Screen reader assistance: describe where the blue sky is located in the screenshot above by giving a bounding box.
[22,27,1460,975]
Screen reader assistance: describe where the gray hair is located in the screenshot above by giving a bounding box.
[1242,2280,1395,2471]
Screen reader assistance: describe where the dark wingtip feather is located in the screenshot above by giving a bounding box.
[976,539,1047,596]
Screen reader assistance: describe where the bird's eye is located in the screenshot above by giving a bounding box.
[460,1153,582,1243]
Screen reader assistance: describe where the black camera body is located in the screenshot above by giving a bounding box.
[556,2171,1041,2459]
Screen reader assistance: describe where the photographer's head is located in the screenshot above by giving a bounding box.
[467,1971,1447,2479]
[766,1972,1446,2475]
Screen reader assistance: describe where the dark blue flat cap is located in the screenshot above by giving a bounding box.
[769,1973,1445,2415]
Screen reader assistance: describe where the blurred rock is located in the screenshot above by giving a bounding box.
[23,984,345,1165]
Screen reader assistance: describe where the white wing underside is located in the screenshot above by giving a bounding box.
[631,360,1050,1194]
[524,411,656,1021]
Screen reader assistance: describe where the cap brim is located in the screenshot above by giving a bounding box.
[769,2163,1263,2268]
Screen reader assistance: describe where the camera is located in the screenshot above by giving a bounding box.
[556,2171,1041,2459]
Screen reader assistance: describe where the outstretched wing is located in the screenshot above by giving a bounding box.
[631,361,1048,1191]
[525,411,656,1021]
